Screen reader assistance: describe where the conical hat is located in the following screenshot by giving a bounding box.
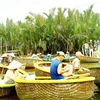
[1,53,8,58]
[8,60,22,69]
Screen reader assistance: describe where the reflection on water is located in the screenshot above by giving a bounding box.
[92,91,100,100]
[0,94,19,100]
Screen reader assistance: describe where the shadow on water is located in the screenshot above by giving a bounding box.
[0,92,19,100]
[0,94,19,100]
[0,91,100,100]
[92,90,100,100]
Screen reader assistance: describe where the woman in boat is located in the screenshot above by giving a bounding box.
[72,51,90,74]
[0,60,28,84]
[1,53,9,66]
[8,53,16,64]
[50,51,73,80]
[8,53,26,70]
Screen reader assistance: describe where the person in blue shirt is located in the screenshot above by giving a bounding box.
[44,54,51,61]
[50,51,72,80]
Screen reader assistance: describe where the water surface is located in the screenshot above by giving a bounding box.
[0,91,100,100]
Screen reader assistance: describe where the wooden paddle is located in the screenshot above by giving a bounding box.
[65,73,90,80]
[0,68,4,79]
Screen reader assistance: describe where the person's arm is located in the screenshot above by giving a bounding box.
[82,44,84,54]
[15,70,29,78]
[57,63,68,74]
[4,70,15,80]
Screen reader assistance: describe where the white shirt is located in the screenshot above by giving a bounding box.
[72,58,80,69]
[2,69,23,83]
[84,43,89,49]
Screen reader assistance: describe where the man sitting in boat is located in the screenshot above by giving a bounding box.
[72,51,90,74]
[0,60,28,84]
[50,51,73,80]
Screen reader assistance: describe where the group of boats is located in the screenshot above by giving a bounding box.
[0,55,100,100]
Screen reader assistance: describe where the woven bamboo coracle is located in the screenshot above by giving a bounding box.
[88,67,100,83]
[0,64,15,97]
[80,56,100,63]
[0,84,15,97]
[34,61,50,76]
[0,65,29,97]
[17,57,36,68]
[0,65,8,75]
[15,77,95,100]
[34,62,67,76]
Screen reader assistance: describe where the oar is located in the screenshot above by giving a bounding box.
[72,73,90,77]
[0,68,4,79]
[65,73,90,80]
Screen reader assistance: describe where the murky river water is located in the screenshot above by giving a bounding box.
[0,94,19,100]
[0,90,100,100]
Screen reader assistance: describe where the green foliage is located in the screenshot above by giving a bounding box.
[0,5,100,55]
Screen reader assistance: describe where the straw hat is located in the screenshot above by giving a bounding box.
[57,51,65,57]
[76,51,84,56]
[8,60,22,69]
[1,53,8,58]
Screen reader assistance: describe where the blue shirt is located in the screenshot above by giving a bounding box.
[44,55,51,61]
[50,59,64,79]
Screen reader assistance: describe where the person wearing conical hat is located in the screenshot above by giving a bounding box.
[8,53,16,63]
[0,60,29,84]
[1,53,9,66]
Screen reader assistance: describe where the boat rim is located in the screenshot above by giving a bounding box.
[15,76,95,83]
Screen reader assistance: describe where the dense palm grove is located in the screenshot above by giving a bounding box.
[0,5,100,55]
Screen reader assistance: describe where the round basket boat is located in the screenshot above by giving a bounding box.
[0,65,15,97]
[34,62,51,76]
[0,65,29,97]
[80,56,100,63]
[87,66,100,83]
[17,57,37,69]
[34,62,68,76]
[0,84,15,97]
[0,64,8,75]
[15,77,95,100]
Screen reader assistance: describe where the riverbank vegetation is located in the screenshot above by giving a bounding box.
[0,5,100,55]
